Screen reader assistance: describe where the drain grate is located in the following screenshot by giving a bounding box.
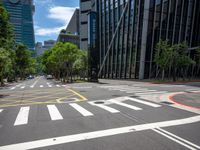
[94,101,105,104]
[160,101,174,105]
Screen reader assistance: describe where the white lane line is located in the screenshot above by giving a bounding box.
[153,129,197,150]
[30,77,40,88]
[69,103,94,116]
[47,105,63,120]
[136,91,168,95]
[157,128,200,149]
[109,100,142,110]
[14,107,30,126]
[127,97,161,108]
[88,102,120,113]
[40,85,44,88]
[56,85,61,87]
[0,109,3,113]
[2,115,200,150]
[126,90,157,93]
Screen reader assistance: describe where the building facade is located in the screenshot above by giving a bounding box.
[2,0,35,50]
[35,40,55,56]
[80,0,92,50]
[57,31,80,48]
[92,0,200,79]
[66,9,80,35]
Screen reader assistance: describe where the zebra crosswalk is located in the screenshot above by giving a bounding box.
[9,83,67,90]
[100,85,168,96]
[0,97,162,127]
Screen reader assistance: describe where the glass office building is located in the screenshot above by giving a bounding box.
[2,0,35,50]
[91,0,200,79]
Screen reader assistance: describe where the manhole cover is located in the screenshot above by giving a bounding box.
[94,101,105,104]
[160,101,174,105]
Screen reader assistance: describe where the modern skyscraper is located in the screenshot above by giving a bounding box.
[90,0,200,79]
[80,0,92,50]
[2,0,35,50]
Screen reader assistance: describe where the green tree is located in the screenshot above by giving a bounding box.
[154,40,172,80]
[15,44,32,79]
[0,48,11,85]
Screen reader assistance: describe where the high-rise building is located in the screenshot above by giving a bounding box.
[35,40,55,56]
[80,0,92,50]
[2,0,35,50]
[66,8,80,35]
[90,0,200,79]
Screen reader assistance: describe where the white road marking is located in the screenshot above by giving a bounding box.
[0,109,3,113]
[47,105,63,120]
[30,77,40,88]
[56,85,60,87]
[136,91,168,95]
[20,86,25,89]
[14,107,30,126]
[69,103,94,116]
[1,115,200,150]
[48,85,52,88]
[153,128,198,150]
[40,85,44,88]
[126,90,157,93]
[110,100,142,110]
[157,128,200,149]
[127,97,161,107]
[10,87,16,90]
[88,102,120,113]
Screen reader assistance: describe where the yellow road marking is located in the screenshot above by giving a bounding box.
[67,88,87,101]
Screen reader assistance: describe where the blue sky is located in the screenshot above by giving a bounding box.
[34,0,79,44]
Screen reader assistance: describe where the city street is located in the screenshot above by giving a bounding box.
[0,77,200,149]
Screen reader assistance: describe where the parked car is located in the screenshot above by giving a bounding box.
[46,75,53,79]
[27,75,34,79]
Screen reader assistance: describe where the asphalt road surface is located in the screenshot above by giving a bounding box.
[0,77,200,150]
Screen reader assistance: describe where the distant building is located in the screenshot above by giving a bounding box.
[43,40,56,49]
[2,0,35,50]
[66,9,80,35]
[79,0,92,50]
[57,30,80,48]
[35,40,55,56]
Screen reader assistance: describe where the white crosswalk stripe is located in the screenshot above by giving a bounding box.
[69,103,94,116]
[109,100,142,110]
[40,85,44,88]
[127,97,161,107]
[56,85,61,87]
[47,105,63,120]
[88,102,120,113]
[20,86,25,89]
[14,107,30,126]
[0,109,3,113]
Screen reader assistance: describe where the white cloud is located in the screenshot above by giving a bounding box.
[48,6,76,24]
[35,6,77,37]
[35,25,65,36]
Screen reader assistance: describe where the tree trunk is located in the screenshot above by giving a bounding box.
[162,69,165,80]
[172,67,177,82]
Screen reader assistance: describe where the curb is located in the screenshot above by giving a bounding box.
[168,92,200,110]
[150,80,200,84]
